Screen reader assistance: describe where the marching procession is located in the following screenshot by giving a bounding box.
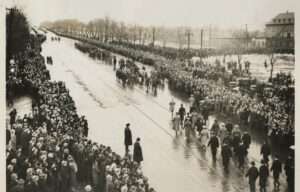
[5,4,295,192]
[64,31,295,192]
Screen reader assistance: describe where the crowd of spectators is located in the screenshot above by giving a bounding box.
[52,30,294,151]
[6,34,155,192]
[65,32,294,150]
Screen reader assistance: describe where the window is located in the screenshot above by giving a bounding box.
[283,19,286,23]
[288,18,291,23]
[278,19,281,23]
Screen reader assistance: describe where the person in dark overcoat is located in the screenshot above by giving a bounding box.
[236,142,247,169]
[271,156,282,189]
[285,155,294,192]
[245,161,259,192]
[259,160,269,192]
[133,138,143,164]
[124,123,132,154]
[242,132,251,150]
[221,143,232,171]
[208,134,219,161]
[260,141,271,164]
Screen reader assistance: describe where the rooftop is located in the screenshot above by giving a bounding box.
[266,12,294,25]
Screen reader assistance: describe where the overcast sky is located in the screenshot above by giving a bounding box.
[6,0,296,30]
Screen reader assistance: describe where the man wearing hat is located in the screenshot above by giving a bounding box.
[207,134,219,162]
[260,141,271,164]
[259,160,269,192]
[124,123,132,154]
[221,143,232,172]
[246,161,259,192]
[271,156,282,189]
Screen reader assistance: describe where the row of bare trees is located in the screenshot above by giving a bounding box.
[41,18,193,47]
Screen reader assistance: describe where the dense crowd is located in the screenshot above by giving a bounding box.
[49,31,294,192]
[169,101,295,192]
[6,34,155,192]
[63,31,294,150]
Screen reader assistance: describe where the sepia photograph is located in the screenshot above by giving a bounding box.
[4,0,297,192]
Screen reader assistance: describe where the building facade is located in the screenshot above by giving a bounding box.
[265,12,294,53]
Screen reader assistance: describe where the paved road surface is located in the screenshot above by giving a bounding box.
[40,33,288,192]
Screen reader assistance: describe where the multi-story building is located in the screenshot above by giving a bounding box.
[265,11,294,53]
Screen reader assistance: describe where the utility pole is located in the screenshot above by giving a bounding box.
[200,29,204,50]
[245,24,249,50]
[139,28,142,45]
[152,27,156,46]
[209,25,212,49]
[185,29,193,50]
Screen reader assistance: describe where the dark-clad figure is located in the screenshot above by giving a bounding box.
[208,134,219,162]
[211,119,220,136]
[271,156,282,189]
[260,141,271,164]
[285,155,294,192]
[259,160,269,192]
[124,123,133,153]
[242,132,251,150]
[133,138,143,164]
[178,104,186,126]
[9,108,17,127]
[6,128,11,145]
[236,143,247,169]
[221,143,232,172]
[246,161,259,192]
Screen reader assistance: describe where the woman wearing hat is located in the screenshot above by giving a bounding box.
[133,138,143,164]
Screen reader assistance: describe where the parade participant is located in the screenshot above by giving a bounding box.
[246,161,259,192]
[178,104,186,127]
[189,94,195,107]
[207,134,219,161]
[199,126,209,150]
[259,160,269,192]
[242,132,251,150]
[195,115,205,134]
[169,98,176,118]
[285,155,294,192]
[270,156,282,190]
[236,142,247,169]
[133,138,143,164]
[145,76,150,93]
[113,56,117,70]
[173,112,181,135]
[232,125,241,155]
[221,143,232,172]
[211,119,220,136]
[124,123,133,154]
[219,122,227,143]
[184,117,192,139]
[260,141,271,164]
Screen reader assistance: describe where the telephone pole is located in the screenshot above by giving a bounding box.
[245,24,249,50]
[185,29,193,50]
[152,27,156,46]
[200,29,204,50]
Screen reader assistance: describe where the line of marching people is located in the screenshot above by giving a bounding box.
[169,101,294,192]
